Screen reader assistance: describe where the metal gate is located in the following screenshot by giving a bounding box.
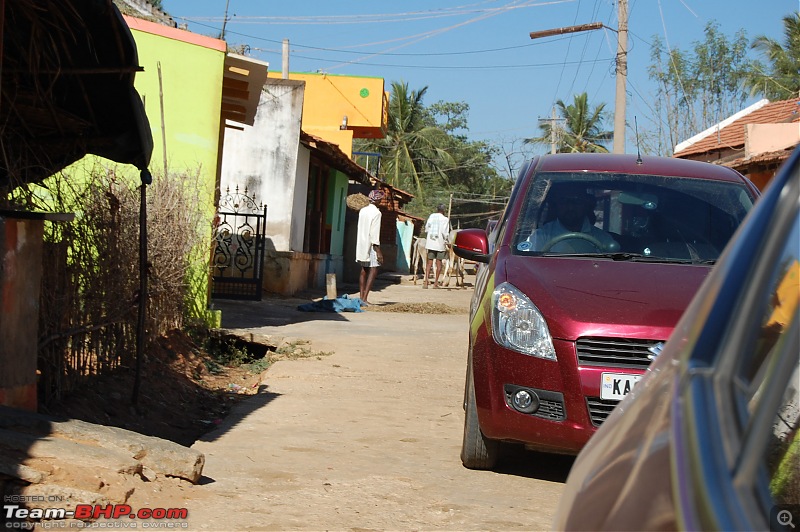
[211,186,267,300]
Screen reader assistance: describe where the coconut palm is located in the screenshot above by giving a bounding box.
[744,13,800,100]
[357,81,453,197]
[526,93,612,153]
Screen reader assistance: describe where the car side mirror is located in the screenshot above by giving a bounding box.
[453,228,490,264]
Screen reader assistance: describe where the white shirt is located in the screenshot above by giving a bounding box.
[527,218,618,253]
[356,203,381,262]
[425,212,450,252]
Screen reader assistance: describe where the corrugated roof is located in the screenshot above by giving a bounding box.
[674,97,800,158]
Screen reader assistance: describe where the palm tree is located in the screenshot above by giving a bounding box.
[526,93,612,153]
[744,13,800,100]
[356,81,453,197]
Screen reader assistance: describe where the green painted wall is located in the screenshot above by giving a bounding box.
[129,28,225,327]
[328,170,349,256]
[130,29,225,184]
[58,25,227,327]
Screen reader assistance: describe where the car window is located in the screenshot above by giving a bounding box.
[733,215,800,508]
[511,172,755,262]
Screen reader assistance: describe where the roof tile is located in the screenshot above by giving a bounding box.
[675,97,800,157]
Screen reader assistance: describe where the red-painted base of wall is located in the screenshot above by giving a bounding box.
[0,383,37,412]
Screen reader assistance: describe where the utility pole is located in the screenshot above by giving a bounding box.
[221,0,231,40]
[447,193,453,221]
[613,0,628,154]
[538,106,565,154]
[282,39,290,79]
[530,9,629,154]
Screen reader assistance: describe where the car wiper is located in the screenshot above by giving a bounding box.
[539,252,602,258]
[539,252,651,259]
[537,252,716,265]
[595,253,715,264]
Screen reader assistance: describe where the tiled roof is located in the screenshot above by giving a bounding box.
[674,97,800,157]
[300,131,372,186]
[720,147,794,170]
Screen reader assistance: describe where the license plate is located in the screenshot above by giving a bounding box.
[600,373,642,401]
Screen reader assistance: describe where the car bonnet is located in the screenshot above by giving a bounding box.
[503,254,711,341]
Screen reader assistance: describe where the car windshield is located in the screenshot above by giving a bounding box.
[511,172,755,262]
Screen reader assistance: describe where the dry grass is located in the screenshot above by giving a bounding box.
[369,302,468,314]
[8,163,211,406]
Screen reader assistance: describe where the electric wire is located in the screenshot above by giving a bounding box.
[325,0,562,70]
[181,1,560,25]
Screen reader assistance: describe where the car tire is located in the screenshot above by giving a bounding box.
[461,366,499,470]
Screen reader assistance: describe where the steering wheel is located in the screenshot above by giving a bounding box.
[541,232,605,252]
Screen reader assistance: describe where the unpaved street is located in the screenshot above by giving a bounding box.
[183,276,571,530]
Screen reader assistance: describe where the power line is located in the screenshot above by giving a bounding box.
[179,1,568,25]
[251,49,614,70]
[177,16,593,56]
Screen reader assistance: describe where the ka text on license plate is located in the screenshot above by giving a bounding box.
[601,372,642,401]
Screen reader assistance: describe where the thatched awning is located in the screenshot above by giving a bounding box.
[0,0,154,191]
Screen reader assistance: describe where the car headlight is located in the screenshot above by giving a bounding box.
[491,282,556,360]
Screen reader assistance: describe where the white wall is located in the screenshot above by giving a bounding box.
[220,78,305,252]
[292,146,310,251]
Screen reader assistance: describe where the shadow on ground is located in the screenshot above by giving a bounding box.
[210,278,406,329]
[493,445,576,484]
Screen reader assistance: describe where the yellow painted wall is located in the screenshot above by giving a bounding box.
[268,72,387,155]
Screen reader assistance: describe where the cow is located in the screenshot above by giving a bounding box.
[441,230,466,288]
[409,236,428,284]
[411,231,465,287]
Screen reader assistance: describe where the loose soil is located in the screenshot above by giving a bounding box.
[43,329,274,447]
[33,279,569,530]
[43,300,467,448]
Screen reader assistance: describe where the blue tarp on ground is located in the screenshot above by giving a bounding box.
[297,294,364,313]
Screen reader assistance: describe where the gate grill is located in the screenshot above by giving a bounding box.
[211,186,267,300]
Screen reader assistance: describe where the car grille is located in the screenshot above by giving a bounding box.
[586,397,619,426]
[576,337,661,369]
[536,397,566,421]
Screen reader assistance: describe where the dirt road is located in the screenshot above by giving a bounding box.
[183,275,571,530]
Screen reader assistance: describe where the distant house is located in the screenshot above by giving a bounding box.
[220,79,365,295]
[266,71,388,159]
[121,13,400,297]
[673,98,800,190]
[220,77,414,295]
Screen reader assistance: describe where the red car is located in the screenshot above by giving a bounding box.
[452,153,760,469]
[554,147,799,531]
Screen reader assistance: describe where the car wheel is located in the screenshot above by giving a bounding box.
[461,366,499,470]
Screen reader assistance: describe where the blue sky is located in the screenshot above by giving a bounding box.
[160,0,797,164]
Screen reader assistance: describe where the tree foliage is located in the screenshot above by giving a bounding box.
[355,81,450,198]
[744,13,800,100]
[355,81,511,228]
[524,92,612,153]
[646,22,752,155]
